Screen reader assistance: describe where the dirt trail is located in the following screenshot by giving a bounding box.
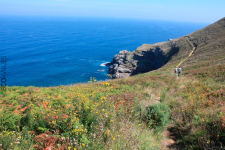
[162,38,196,149]
[162,127,177,150]
[177,37,196,67]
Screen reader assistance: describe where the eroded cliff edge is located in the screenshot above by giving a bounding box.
[108,39,182,79]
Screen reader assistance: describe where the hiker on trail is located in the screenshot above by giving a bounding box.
[174,67,177,73]
[178,67,182,77]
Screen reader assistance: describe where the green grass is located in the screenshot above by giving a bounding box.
[0,62,224,149]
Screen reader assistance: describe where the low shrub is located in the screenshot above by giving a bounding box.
[143,103,170,131]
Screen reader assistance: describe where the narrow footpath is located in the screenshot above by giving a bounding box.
[177,37,196,67]
[162,37,196,149]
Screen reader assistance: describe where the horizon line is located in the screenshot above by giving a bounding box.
[0,15,213,24]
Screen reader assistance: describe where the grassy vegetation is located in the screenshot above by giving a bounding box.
[0,77,167,150]
[0,60,224,149]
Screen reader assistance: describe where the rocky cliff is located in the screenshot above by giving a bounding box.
[109,39,183,79]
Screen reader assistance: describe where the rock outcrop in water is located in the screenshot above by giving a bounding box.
[109,42,180,79]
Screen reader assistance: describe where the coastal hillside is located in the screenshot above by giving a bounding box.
[181,17,225,68]
[0,18,224,150]
[109,17,225,79]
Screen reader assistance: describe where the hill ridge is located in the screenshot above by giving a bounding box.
[108,17,225,79]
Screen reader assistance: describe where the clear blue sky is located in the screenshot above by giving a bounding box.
[0,0,224,23]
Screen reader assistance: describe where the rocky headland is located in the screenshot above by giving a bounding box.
[109,41,181,79]
[109,17,225,79]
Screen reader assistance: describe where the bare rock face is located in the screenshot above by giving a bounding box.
[109,50,133,78]
[109,42,181,79]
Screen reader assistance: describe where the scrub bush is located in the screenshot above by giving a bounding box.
[144,103,170,131]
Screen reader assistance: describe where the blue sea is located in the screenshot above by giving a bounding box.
[0,16,208,87]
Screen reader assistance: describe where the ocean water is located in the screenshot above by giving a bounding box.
[0,16,208,87]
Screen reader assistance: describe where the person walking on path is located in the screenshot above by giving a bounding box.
[174,67,177,73]
[178,67,182,77]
